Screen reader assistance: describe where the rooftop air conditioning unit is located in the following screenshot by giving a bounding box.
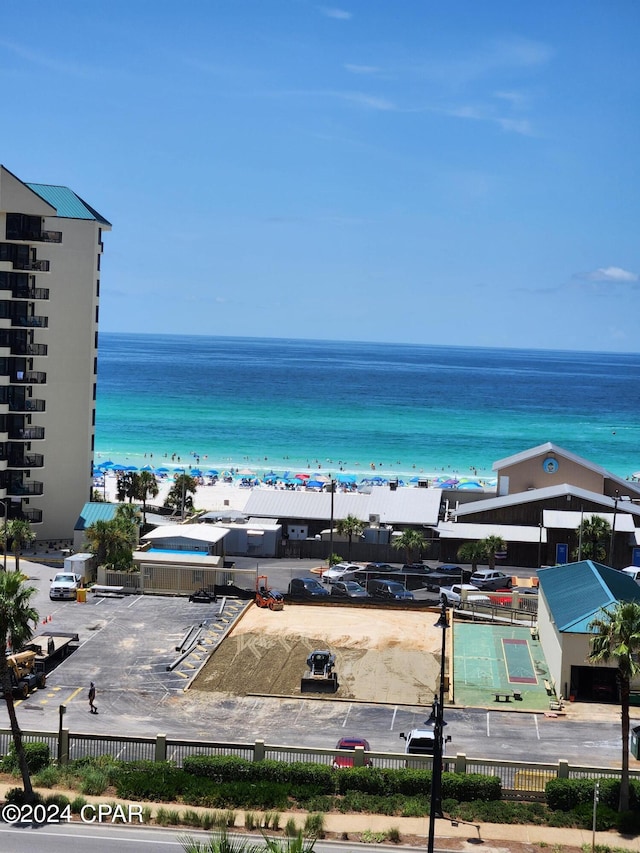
[369,514,380,525]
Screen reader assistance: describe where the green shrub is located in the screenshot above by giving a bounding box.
[33,765,61,788]
[571,802,618,831]
[43,793,70,810]
[115,766,196,801]
[284,817,298,837]
[80,769,109,796]
[245,811,257,830]
[546,778,601,811]
[442,772,501,802]
[617,808,640,834]
[303,812,325,838]
[4,787,44,806]
[70,795,88,814]
[181,808,203,827]
[3,741,50,774]
[388,827,401,844]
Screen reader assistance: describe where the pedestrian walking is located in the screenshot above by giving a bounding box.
[88,681,97,714]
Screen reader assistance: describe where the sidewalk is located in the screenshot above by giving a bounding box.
[0,782,636,852]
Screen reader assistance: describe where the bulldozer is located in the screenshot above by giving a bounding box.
[6,650,46,698]
[301,649,338,693]
[255,575,284,611]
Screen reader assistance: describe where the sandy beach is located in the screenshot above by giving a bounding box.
[102,473,254,513]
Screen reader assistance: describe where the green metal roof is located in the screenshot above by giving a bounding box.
[25,183,111,226]
[74,502,122,531]
[539,560,640,633]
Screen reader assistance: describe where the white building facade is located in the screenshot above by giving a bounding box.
[0,166,110,538]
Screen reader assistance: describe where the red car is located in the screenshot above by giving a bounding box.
[332,737,372,769]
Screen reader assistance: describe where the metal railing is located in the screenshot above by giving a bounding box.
[3,726,636,798]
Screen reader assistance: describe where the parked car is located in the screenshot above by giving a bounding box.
[49,572,83,601]
[332,737,372,769]
[398,562,432,589]
[330,580,369,599]
[321,563,361,584]
[469,569,513,591]
[287,577,330,599]
[399,726,435,756]
[439,583,491,606]
[424,565,467,592]
[367,579,414,601]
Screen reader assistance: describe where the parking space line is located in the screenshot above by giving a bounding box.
[127,595,144,608]
[63,686,84,705]
[487,712,491,737]
[390,706,398,730]
[533,713,540,739]
[342,703,352,728]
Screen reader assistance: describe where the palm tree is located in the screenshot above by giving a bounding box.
[133,471,159,525]
[7,519,35,575]
[85,514,136,570]
[574,515,610,562]
[0,571,39,801]
[480,535,506,570]
[588,600,640,812]
[165,474,198,517]
[457,540,487,571]
[336,514,364,562]
[392,528,428,564]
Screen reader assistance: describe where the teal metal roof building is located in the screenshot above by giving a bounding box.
[537,561,640,702]
[539,560,640,633]
[26,183,111,226]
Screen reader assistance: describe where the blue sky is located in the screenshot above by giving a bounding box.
[2,1,639,351]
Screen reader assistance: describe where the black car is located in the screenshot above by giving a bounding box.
[367,579,414,601]
[287,577,330,599]
[424,564,469,591]
[399,562,432,590]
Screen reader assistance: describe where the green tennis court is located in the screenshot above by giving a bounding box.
[452,623,552,710]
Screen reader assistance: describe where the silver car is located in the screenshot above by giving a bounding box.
[321,563,361,584]
[469,569,513,591]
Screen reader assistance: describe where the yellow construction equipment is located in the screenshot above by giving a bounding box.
[6,650,46,698]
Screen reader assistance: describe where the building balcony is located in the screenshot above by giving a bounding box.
[22,508,43,524]
[12,316,48,329]
[6,481,44,497]
[12,259,50,273]
[13,286,49,300]
[7,453,44,469]
[9,426,45,441]
[14,371,46,385]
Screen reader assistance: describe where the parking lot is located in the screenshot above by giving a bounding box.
[0,557,625,768]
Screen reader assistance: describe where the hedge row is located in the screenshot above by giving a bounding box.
[545,777,640,811]
[105,755,501,806]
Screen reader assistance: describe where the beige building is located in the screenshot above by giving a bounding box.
[0,166,110,539]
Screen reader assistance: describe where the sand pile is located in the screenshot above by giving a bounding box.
[192,604,443,706]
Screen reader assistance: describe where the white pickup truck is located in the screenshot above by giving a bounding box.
[439,583,491,607]
[622,567,640,586]
[49,572,83,601]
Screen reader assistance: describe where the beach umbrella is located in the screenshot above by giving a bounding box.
[109,463,127,472]
[306,480,325,489]
[206,469,219,476]
[98,460,114,469]
[294,473,310,480]
[191,468,202,477]
[457,481,483,490]
[311,474,330,483]
[156,467,170,474]
[123,465,138,472]
[140,465,154,472]
[238,468,256,476]
[435,478,459,488]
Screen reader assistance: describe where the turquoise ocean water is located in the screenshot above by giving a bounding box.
[94,334,640,480]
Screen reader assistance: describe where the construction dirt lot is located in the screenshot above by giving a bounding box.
[191,603,443,705]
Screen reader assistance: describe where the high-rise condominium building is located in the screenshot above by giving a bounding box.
[0,165,110,540]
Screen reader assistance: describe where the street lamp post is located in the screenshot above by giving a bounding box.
[427,603,449,853]
[608,491,620,568]
[328,477,335,565]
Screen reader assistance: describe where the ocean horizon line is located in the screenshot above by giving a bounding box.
[98,329,639,358]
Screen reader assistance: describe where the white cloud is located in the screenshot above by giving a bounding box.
[344,64,379,75]
[581,266,638,283]
[318,6,352,20]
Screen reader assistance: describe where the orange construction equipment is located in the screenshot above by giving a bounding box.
[255,575,284,611]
